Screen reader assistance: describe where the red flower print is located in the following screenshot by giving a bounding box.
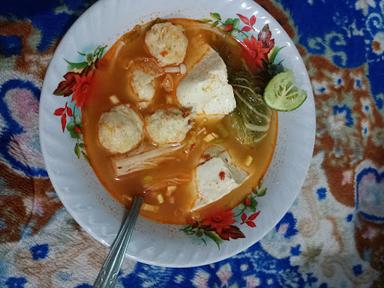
[202,210,236,234]
[240,36,271,73]
[258,24,275,49]
[237,14,256,27]
[74,126,81,134]
[53,72,78,96]
[244,197,251,206]
[241,211,260,228]
[72,70,94,108]
[54,102,73,132]
[242,26,252,32]
[240,24,275,73]
[237,14,256,32]
[218,225,245,240]
[223,24,234,32]
[202,154,212,161]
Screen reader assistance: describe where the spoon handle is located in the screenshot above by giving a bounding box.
[94,196,143,288]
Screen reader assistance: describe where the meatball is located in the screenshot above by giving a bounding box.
[131,68,156,108]
[145,22,188,67]
[98,105,144,154]
[145,108,191,145]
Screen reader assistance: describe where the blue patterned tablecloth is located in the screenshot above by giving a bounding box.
[1,0,383,287]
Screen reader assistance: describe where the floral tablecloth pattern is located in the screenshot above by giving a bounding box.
[0,0,383,287]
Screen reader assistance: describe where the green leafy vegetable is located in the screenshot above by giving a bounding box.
[232,18,240,30]
[64,60,88,71]
[66,121,80,139]
[256,187,267,197]
[228,70,272,145]
[269,46,285,65]
[64,45,107,72]
[74,143,81,159]
[210,12,221,21]
[265,46,285,77]
[180,223,222,248]
[204,231,222,249]
[81,151,89,162]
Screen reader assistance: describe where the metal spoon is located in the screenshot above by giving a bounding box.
[94,196,144,288]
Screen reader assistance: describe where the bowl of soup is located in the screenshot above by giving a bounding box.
[39,0,315,267]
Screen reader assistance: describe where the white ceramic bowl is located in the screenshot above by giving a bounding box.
[39,0,315,267]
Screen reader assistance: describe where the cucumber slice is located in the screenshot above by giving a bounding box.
[263,71,307,112]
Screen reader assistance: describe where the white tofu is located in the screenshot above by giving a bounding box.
[194,157,238,210]
[145,108,191,145]
[145,22,188,67]
[98,105,144,154]
[193,147,248,210]
[176,47,236,115]
[131,69,156,106]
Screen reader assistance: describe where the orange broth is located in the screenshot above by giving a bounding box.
[83,18,278,224]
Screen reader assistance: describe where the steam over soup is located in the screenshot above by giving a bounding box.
[82,19,278,224]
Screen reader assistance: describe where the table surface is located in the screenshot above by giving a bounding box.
[1,0,383,287]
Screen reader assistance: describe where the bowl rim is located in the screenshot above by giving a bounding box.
[39,0,316,267]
